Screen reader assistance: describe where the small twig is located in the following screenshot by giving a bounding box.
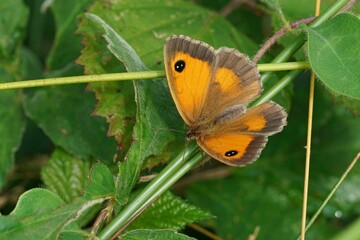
[296,152,360,240]
[188,223,222,240]
[253,0,356,63]
[339,0,357,13]
[247,226,260,240]
[91,199,116,235]
[175,166,232,189]
[110,196,159,239]
[220,0,259,17]
[253,17,316,63]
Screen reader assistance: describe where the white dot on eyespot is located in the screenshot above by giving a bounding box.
[335,210,343,218]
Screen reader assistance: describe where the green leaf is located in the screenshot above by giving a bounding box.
[0,0,28,189]
[84,162,116,198]
[41,148,92,202]
[46,0,93,70]
[0,162,116,239]
[0,0,29,59]
[121,229,195,240]
[24,84,118,164]
[334,95,360,117]
[22,0,118,165]
[77,15,136,161]
[187,175,301,239]
[128,191,212,231]
[0,188,82,239]
[307,13,360,99]
[330,217,360,240]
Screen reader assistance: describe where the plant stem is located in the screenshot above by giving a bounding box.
[0,70,164,90]
[261,0,352,84]
[253,70,302,106]
[97,142,204,239]
[0,62,308,91]
[296,152,360,240]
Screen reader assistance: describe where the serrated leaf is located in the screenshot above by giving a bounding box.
[128,192,212,231]
[121,229,195,240]
[307,13,360,99]
[84,13,184,206]
[41,148,92,202]
[0,162,115,239]
[77,15,136,161]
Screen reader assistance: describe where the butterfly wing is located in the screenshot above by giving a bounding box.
[200,47,262,122]
[164,35,262,126]
[198,102,287,166]
[164,35,216,125]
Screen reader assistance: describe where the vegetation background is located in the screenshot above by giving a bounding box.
[0,0,360,239]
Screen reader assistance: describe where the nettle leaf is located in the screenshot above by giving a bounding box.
[41,148,92,202]
[128,191,213,231]
[0,162,115,239]
[77,15,136,162]
[307,13,360,100]
[121,229,195,240]
[0,0,28,189]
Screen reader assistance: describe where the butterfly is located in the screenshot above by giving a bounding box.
[164,35,287,166]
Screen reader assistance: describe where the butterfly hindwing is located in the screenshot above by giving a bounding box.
[198,102,287,166]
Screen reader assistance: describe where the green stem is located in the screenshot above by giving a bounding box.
[253,70,302,107]
[0,62,307,91]
[261,0,351,84]
[98,142,203,239]
[296,152,360,240]
[0,70,164,90]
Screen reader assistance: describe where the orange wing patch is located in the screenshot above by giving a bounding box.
[214,67,238,93]
[243,115,267,131]
[167,52,211,124]
[201,133,253,159]
[198,133,267,166]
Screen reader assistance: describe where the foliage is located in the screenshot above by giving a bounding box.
[0,0,360,239]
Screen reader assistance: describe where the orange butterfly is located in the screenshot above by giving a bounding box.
[164,35,287,166]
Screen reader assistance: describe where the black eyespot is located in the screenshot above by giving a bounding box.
[174,60,185,72]
[225,150,238,157]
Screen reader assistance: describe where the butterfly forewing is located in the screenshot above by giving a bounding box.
[203,48,262,120]
[164,35,216,125]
